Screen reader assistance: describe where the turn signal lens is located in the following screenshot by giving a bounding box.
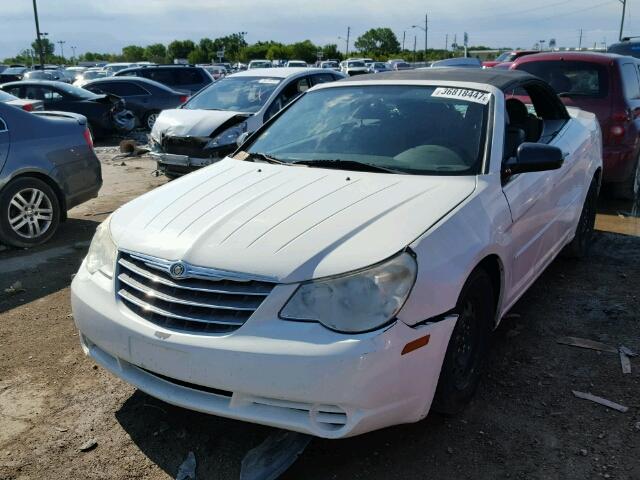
[22,103,34,112]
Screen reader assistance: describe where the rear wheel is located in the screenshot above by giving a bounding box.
[0,177,61,248]
[433,269,494,415]
[564,176,598,258]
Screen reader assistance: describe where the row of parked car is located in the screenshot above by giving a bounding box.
[1,48,640,249]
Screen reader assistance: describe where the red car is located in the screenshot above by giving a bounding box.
[512,52,640,199]
[483,50,539,68]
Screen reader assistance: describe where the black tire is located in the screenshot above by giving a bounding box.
[612,156,640,201]
[433,269,495,415]
[0,177,61,248]
[564,176,598,259]
[143,110,160,131]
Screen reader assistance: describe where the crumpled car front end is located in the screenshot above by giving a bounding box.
[149,108,249,178]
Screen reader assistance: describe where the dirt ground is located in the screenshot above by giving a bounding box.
[1,147,639,480]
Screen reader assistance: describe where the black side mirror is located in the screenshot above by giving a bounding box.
[503,142,564,177]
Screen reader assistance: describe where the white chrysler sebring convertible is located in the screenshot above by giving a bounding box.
[72,69,602,439]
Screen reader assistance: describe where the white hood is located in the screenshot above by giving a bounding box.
[152,108,248,138]
[111,158,476,282]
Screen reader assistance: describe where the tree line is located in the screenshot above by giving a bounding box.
[3,29,495,66]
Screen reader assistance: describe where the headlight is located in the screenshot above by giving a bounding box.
[85,216,117,277]
[280,252,417,333]
[206,122,248,148]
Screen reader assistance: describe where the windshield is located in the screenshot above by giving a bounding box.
[347,61,365,68]
[608,42,640,58]
[3,67,26,75]
[184,76,281,112]
[247,85,490,175]
[495,52,512,62]
[322,62,338,68]
[516,61,609,98]
[250,61,271,68]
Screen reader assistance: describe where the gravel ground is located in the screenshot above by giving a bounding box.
[0,149,639,480]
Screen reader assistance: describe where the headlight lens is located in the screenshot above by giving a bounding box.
[280,252,417,333]
[206,122,247,148]
[85,216,117,277]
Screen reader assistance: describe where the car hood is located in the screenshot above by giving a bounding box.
[111,158,476,283]
[151,108,248,138]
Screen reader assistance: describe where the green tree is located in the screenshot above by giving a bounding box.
[167,40,196,61]
[289,40,318,63]
[354,28,400,57]
[218,33,248,62]
[122,45,145,62]
[321,44,342,61]
[266,43,291,61]
[187,47,210,64]
[241,41,273,62]
[31,38,55,61]
[144,43,167,63]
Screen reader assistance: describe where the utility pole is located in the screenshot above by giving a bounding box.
[402,31,406,51]
[413,36,417,63]
[31,0,45,69]
[445,34,448,52]
[346,26,351,57]
[57,40,66,60]
[619,0,627,41]
[578,29,583,50]
[425,13,428,57]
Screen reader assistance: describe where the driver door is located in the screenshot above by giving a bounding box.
[501,86,571,305]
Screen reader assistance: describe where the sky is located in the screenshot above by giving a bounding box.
[1,0,636,59]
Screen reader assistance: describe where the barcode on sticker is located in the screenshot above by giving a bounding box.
[432,87,491,105]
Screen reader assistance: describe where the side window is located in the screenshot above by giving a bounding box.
[4,86,23,97]
[176,69,204,85]
[24,86,45,101]
[264,77,311,120]
[98,82,148,96]
[620,63,640,99]
[43,88,64,102]
[310,73,336,86]
[146,69,177,86]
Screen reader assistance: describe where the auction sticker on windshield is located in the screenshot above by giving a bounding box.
[432,87,490,105]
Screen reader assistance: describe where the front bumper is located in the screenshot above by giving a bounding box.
[71,263,457,439]
[150,151,230,177]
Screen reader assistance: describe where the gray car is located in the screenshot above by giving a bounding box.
[0,103,102,247]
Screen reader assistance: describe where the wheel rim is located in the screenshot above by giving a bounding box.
[146,113,158,129]
[451,299,480,390]
[7,188,53,239]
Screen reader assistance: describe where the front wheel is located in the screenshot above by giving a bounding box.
[432,269,494,415]
[0,177,61,248]
[564,176,598,259]
[143,111,160,131]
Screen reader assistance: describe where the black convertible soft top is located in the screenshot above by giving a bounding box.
[339,68,538,91]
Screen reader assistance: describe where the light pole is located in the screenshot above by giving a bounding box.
[57,40,66,61]
[31,0,45,69]
[619,0,627,41]
[402,31,406,51]
[411,13,428,60]
[338,26,351,57]
[71,45,77,63]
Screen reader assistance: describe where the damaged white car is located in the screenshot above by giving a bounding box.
[72,69,602,439]
[149,67,345,178]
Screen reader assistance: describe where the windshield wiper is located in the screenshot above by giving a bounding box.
[245,152,288,165]
[292,159,405,174]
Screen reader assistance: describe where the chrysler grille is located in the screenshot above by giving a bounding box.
[116,251,275,333]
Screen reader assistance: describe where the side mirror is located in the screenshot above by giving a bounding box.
[503,143,564,177]
[236,131,250,148]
